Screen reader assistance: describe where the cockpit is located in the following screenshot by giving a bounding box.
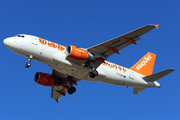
[15,35,25,38]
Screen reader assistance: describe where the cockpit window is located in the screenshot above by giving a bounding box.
[16,35,25,38]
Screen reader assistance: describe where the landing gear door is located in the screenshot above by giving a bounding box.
[31,37,38,45]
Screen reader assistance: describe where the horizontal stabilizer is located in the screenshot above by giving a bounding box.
[133,87,145,94]
[143,68,175,82]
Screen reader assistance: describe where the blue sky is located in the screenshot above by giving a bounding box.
[0,0,179,120]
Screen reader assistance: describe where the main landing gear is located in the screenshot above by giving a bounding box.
[89,70,98,78]
[67,76,76,95]
[68,86,76,95]
[84,61,99,78]
[25,55,33,68]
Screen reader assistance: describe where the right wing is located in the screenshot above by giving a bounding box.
[51,85,68,103]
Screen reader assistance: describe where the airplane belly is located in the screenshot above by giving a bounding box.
[97,67,127,86]
[97,66,149,87]
[49,63,90,80]
[52,52,100,81]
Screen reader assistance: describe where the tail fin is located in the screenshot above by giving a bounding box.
[130,52,156,76]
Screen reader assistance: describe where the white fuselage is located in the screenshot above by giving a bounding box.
[3,35,160,88]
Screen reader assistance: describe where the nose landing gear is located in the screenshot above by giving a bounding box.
[25,55,33,68]
[25,62,31,68]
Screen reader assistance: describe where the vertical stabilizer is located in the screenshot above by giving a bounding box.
[130,52,156,76]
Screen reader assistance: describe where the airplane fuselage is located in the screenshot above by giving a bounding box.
[3,34,160,89]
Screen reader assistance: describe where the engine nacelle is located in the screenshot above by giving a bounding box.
[34,72,55,86]
[66,45,95,61]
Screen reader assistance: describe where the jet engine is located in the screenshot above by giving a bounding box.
[66,45,95,61]
[34,72,55,86]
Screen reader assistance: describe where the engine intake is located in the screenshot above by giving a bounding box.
[66,45,95,61]
[34,72,55,86]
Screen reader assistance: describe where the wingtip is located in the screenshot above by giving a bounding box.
[169,68,176,71]
[154,24,159,29]
[56,99,60,103]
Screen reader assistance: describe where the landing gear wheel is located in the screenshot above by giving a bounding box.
[68,86,76,95]
[25,55,33,68]
[68,89,73,94]
[71,86,76,93]
[89,70,98,78]
[89,72,96,78]
[25,63,31,68]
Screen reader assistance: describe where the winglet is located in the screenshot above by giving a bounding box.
[154,24,159,29]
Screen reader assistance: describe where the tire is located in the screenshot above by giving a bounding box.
[92,70,98,76]
[71,86,76,93]
[25,63,31,68]
[89,72,95,78]
[68,89,73,94]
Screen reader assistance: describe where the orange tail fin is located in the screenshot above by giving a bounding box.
[130,52,156,76]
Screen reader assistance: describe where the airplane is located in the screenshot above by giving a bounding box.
[3,24,175,103]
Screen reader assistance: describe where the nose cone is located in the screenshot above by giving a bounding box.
[3,38,11,47]
[3,37,20,53]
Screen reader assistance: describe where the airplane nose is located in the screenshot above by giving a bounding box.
[3,37,20,52]
[3,38,11,47]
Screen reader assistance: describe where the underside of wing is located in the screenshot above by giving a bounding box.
[87,24,159,58]
[51,70,81,103]
[51,85,68,103]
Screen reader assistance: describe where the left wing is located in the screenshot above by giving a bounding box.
[65,25,159,70]
[87,24,159,58]
[51,70,81,103]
